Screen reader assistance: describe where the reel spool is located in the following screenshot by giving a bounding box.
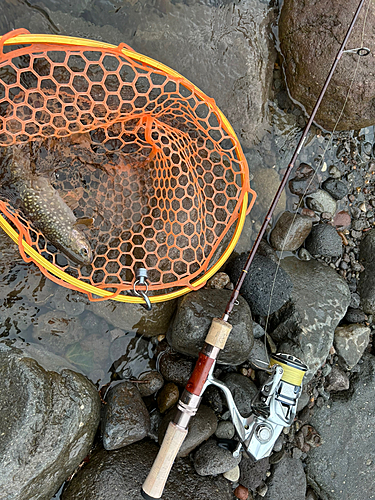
[0,29,255,305]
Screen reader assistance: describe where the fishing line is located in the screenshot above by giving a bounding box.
[262,0,372,362]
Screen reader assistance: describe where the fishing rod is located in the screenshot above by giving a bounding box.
[141,0,369,497]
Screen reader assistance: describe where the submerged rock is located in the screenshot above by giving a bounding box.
[168,289,253,365]
[0,344,100,500]
[306,354,375,500]
[271,257,350,381]
[61,440,233,500]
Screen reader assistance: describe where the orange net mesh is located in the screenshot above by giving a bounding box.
[0,31,254,300]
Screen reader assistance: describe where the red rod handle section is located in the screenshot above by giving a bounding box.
[186,352,215,396]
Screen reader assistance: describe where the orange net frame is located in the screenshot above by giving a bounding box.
[0,29,255,303]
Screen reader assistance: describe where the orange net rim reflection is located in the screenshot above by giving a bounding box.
[0,30,256,303]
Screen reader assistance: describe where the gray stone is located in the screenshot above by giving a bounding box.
[168,289,253,365]
[359,229,375,314]
[305,224,342,258]
[158,404,217,458]
[272,257,350,381]
[102,382,150,451]
[61,440,233,500]
[239,456,270,490]
[249,338,270,368]
[253,322,266,339]
[344,307,366,324]
[270,211,312,252]
[263,456,306,500]
[137,371,164,397]
[321,178,348,201]
[215,420,235,440]
[279,0,375,131]
[306,354,375,500]
[333,324,370,370]
[223,465,240,482]
[227,253,293,316]
[0,345,100,500]
[305,190,337,215]
[88,299,177,336]
[221,373,258,418]
[194,439,241,476]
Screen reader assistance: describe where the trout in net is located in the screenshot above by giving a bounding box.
[0,144,93,265]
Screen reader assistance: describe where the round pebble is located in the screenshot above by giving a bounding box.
[156,382,179,413]
[223,465,240,482]
[215,420,235,440]
[234,485,249,500]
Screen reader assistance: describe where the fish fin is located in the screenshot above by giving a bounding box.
[61,187,85,211]
[74,217,94,228]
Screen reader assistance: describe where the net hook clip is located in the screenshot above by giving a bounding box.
[133,268,152,311]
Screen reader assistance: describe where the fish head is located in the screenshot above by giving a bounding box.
[64,228,93,265]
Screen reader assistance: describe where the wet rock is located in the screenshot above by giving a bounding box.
[279,0,375,131]
[207,272,231,289]
[157,382,179,413]
[305,224,342,258]
[270,211,312,251]
[359,229,375,314]
[79,330,112,369]
[333,324,370,370]
[288,163,320,196]
[325,365,350,392]
[306,354,375,500]
[322,178,348,200]
[137,370,164,397]
[272,257,350,381]
[251,167,286,220]
[305,190,337,215]
[88,299,176,336]
[263,456,306,500]
[158,348,195,386]
[61,440,233,500]
[239,456,270,491]
[32,310,86,355]
[194,439,241,476]
[221,373,258,417]
[168,289,253,365]
[215,420,235,440]
[102,382,150,451]
[110,332,153,380]
[0,345,100,500]
[227,253,293,316]
[158,404,217,458]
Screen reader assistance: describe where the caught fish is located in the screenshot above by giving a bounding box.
[1,146,93,266]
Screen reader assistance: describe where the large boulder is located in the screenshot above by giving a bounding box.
[167,289,253,365]
[306,354,375,500]
[271,257,350,381]
[0,344,101,500]
[61,440,233,500]
[358,229,375,314]
[279,0,375,131]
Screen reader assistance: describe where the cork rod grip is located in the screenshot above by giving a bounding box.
[205,317,232,350]
[141,421,188,499]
